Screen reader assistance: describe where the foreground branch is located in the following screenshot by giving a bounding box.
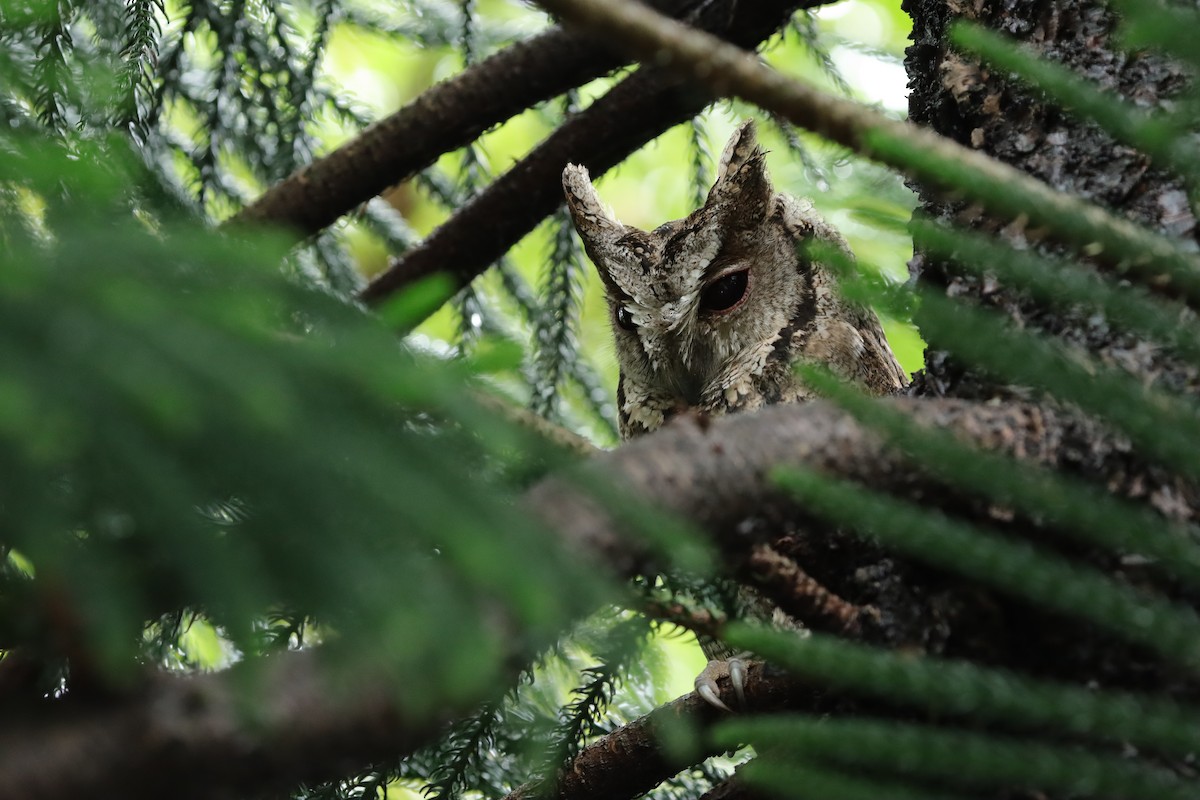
[0,398,1135,800]
[0,651,455,800]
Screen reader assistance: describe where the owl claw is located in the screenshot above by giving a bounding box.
[694,659,746,712]
[728,657,747,707]
[695,676,732,712]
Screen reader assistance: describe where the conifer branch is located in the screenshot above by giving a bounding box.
[228,0,710,237]
[502,663,820,800]
[0,396,1182,800]
[473,391,599,458]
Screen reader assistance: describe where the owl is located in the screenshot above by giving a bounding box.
[563,119,906,439]
[562,119,908,709]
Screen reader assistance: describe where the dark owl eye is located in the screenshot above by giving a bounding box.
[700,269,749,313]
[616,305,637,331]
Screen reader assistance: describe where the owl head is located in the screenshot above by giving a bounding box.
[563,120,901,438]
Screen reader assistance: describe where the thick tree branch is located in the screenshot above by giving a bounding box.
[528,399,1110,583]
[359,0,817,306]
[0,651,456,800]
[0,398,1139,800]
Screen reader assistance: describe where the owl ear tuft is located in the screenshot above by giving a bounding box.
[562,164,624,258]
[706,119,773,228]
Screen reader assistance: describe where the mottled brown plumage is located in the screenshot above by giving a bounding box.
[563,119,907,440]
[563,119,908,709]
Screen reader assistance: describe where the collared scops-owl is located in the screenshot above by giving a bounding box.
[563,119,907,440]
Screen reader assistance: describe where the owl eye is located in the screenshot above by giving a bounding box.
[616,305,637,331]
[700,269,749,313]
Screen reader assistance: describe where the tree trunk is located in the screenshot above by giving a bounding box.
[906,0,1196,395]
[904,0,1200,691]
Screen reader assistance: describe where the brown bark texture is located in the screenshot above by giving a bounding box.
[5,394,1183,800]
[905,0,1199,400]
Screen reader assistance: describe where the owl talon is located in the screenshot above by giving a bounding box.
[695,677,732,712]
[694,659,742,712]
[728,657,747,707]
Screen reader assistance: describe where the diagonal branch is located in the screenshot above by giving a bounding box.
[528,399,1111,585]
[501,663,821,800]
[227,0,705,237]
[0,651,457,800]
[358,0,819,306]
[744,543,872,637]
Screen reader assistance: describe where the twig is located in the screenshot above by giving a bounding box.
[500,663,820,800]
[744,544,875,636]
[473,390,599,457]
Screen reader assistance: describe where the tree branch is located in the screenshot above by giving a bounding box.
[227,0,706,237]
[0,651,456,800]
[358,0,819,306]
[527,399,1111,587]
[0,398,1137,800]
[502,662,821,800]
[744,544,872,637]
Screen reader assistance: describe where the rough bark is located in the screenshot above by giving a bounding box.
[898,2,1200,685]
[530,396,1200,687]
[2,396,1175,800]
[904,0,1199,399]
[17,3,1199,800]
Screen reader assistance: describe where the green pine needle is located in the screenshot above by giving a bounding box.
[798,364,1200,593]
[718,715,1199,800]
[727,626,1200,758]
